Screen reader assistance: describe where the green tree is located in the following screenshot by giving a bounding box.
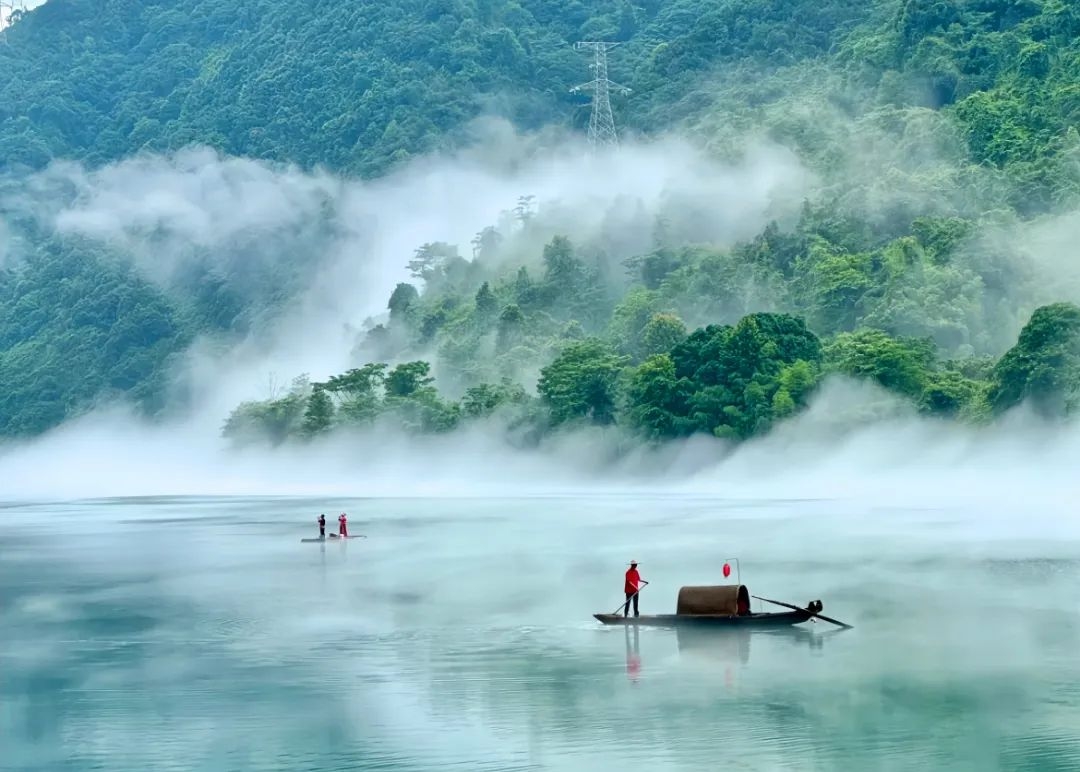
[496,303,525,353]
[537,338,629,425]
[473,281,499,327]
[461,379,528,418]
[640,312,688,358]
[323,363,387,424]
[301,388,335,437]
[221,375,311,446]
[382,360,460,433]
[606,288,662,357]
[470,227,502,261]
[796,238,874,332]
[386,360,436,398]
[388,282,420,321]
[513,266,539,308]
[623,354,688,439]
[989,302,1080,417]
[823,329,934,399]
[920,370,987,418]
[539,236,608,327]
[407,243,458,284]
[665,313,824,438]
[772,360,820,419]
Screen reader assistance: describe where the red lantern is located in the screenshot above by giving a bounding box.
[723,562,731,578]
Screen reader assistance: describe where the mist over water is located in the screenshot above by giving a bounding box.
[3,493,1079,771]
[2,370,1080,515]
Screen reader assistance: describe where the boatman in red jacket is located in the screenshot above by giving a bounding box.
[338,512,348,537]
[624,560,646,617]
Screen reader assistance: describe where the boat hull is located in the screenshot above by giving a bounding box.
[593,610,811,628]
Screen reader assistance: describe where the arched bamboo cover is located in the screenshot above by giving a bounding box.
[676,584,751,616]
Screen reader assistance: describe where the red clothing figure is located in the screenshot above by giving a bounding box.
[338,513,348,537]
[623,561,644,617]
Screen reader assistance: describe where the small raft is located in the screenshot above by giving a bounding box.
[300,534,364,542]
[593,584,822,629]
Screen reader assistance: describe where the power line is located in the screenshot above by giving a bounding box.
[570,41,631,149]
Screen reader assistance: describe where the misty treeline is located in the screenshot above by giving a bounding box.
[221,215,1080,448]
[0,211,327,436]
[6,0,1080,439]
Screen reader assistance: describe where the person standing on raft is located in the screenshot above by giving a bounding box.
[338,512,348,538]
[317,514,326,538]
[623,560,647,617]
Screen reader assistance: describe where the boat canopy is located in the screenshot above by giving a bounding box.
[676,584,751,616]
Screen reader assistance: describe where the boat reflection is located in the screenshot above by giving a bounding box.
[616,622,844,672]
[676,626,752,665]
[675,624,846,665]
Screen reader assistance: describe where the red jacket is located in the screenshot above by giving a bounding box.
[624,567,641,595]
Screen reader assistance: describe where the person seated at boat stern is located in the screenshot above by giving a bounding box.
[624,560,647,617]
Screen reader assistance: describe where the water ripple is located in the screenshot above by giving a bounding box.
[2,496,1079,771]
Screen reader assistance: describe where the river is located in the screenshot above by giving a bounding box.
[3,494,1079,770]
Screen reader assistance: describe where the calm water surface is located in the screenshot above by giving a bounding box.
[2,495,1079,771]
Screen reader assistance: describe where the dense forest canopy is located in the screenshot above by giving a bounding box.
[0,0,876,176]
[3,0,1080,446]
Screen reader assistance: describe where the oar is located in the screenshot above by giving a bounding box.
[610,581,649,615]
[752,595,853,629]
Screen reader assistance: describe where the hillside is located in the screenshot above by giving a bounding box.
[3,0,1080,444]
[0,0,874,176]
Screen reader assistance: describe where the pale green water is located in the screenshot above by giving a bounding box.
[2,495,1080,771]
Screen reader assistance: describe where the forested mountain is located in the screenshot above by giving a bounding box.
[0,0,873,176]
[3,0,1080,445]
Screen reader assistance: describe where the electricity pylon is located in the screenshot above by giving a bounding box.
[570,41,631,149]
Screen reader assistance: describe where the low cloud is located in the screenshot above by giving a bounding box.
[5,121,813,427]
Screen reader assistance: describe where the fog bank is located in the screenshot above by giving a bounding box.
[4,123,1080,505]
[5,123,811,426]
[3,376,1080,515]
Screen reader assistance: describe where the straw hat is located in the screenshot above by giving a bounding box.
[628,560,638,565]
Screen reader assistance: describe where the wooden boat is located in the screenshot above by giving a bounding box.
[594,583,840,630]
[593,608,812,628]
